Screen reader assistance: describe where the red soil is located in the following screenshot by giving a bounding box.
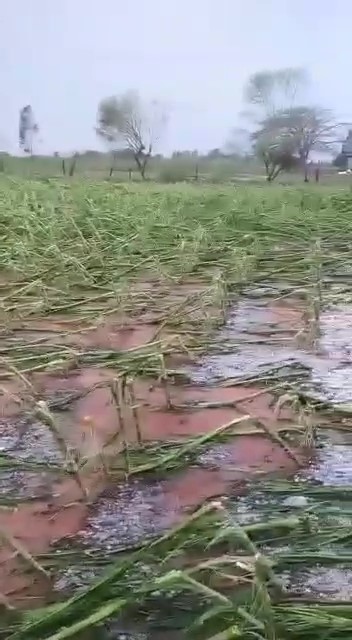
[0,296,306,605]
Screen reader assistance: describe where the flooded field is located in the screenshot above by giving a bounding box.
[2,278,352,638]
[3,182,352,639]
[191,287,352,402]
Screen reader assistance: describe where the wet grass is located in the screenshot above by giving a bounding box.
[1,179,352,306]
[3,178,352,637]
[1,178,352,374]
[6,496,352,640]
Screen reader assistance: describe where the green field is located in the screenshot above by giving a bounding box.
[3,177,352,639]
[0,152,348,185]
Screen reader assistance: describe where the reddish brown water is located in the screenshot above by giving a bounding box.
[0,294,305,606]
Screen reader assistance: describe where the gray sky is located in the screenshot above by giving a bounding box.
[1,0,351,155]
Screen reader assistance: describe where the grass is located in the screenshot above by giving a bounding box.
[1,177,350,392]
[2,177,352,638]
[0,179,350,285]
[5,498,352,639]
[0,178,351,322]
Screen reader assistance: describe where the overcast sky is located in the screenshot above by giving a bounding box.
[1,0,351,155]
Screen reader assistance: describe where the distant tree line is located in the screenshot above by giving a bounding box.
[17,70,350,182]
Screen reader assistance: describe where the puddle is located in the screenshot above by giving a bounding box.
[0,416,65,465]
[220,298,302,343]
[52,433,301,599]
[99,622,184,640]
[284,566,352,600]
[81,479,172,552]
[190,292,352,405]
[99,630,149,640]
[57,436,296,564]
[74,436,300,550]
[306,437,352,486]
[0,468,61,502]
[0,355,300,607]
[228,426,352,602]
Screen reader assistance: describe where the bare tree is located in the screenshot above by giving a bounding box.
[96,90,168,179]
[19,105,39,155]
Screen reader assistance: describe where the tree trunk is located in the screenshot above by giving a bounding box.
[264,158,271,181]
[134,148,151,180]
[265,161,281,182]
[301,153,309,182]
[271,165,283,181]
[134,153,146,179]
[109,152,117,178]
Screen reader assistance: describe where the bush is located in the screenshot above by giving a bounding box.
[158,161,193,183]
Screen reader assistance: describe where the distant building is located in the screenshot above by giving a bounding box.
[341,130,352,169]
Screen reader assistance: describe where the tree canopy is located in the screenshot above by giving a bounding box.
[96,90,167,179]
[240,67,348,181]
[19,105,39,155]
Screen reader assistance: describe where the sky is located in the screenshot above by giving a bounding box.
[1,0,352,155]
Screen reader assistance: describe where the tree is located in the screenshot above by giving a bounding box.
[96,90,167,179]
[207,148,222,159]
[333,153,348,170]
[19,105,39,155]
[254,107,347,181]
[253,128,298,181]
[244,68,307,116]
[241,67,348,181]
[231,68,307,180]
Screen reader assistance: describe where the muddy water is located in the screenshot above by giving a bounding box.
[189,289,352,603]
[3,285,352,638]
[0,417,64,465]
[46,289,352,638]
[53,428,352,639]
[236,443,352,603]
[190,292,352,404]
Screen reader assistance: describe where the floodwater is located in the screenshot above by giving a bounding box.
[3,284,352,637]
[190,292,352,404]
[189,287,352,605]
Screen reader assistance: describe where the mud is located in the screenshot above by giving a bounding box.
[14,319,159,352]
